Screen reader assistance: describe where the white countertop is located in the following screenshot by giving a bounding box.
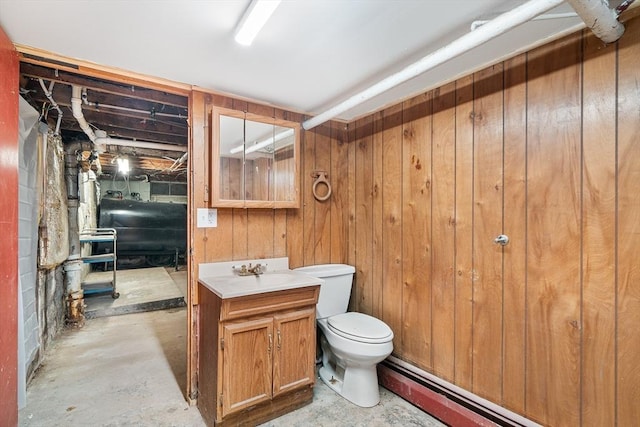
[199,257,290,278]
[199,271,322,299]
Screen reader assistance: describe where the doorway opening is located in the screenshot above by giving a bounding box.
[18,55,192,399]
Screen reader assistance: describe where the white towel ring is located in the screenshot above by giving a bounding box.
[312,171,332,202]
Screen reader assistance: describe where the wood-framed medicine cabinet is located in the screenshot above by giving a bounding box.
[211,107,300,208]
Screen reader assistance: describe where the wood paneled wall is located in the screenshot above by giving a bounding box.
[191,96,352,269]
[189,92,355,399]
[190,15,640,426]
[349,20,640,427]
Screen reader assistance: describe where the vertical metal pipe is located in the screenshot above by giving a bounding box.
[64,142,84,326]
[64,144,81,257]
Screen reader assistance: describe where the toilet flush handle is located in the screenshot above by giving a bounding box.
[494,234,509,246]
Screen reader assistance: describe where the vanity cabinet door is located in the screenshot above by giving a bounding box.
[272,308,317,397]
[198,283,319,426]
[221,318,273,417]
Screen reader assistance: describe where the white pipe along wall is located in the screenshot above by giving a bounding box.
[470,12,578,31]
[302,0,565,130]
[93,130,187,153]
[302,0,627,130]
[566,0,625,43]
[71,85,97,143]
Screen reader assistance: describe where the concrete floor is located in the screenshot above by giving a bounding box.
[19,308,203,426]
[83,267,185,319]
[260,375,445,427]
[19,267,444,427]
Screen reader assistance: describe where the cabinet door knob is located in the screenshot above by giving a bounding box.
[494,234,509,246]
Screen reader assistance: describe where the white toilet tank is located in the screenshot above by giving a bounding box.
[293,264,355,319]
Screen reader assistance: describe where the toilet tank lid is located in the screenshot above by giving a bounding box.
[293,264,355,278]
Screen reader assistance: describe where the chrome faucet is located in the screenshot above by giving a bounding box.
[248,263,264,275]
[232,262,266,276]
[234,264,249,275]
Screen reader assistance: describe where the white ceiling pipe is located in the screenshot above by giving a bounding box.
[302,0,565,130]
[94,130,187,153]
[81,88,186,120]
[566,0,625,43]
[72,85,186,153]
[95,138,187,153]
[471,12,578,31]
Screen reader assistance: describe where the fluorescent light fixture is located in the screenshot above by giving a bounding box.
[245,128,294,154]
[229,143,244,155]
[230,128,294,155]
[234,0,281,46]
[117,157,130,174]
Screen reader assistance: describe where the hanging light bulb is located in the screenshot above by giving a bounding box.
[117,157,130,174]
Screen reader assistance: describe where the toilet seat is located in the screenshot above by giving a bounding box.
[327,312,393,344]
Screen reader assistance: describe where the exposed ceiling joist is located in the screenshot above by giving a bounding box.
[20,62,189,107]
[19,62,189,180]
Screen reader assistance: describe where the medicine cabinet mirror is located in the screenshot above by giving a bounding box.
[211,107,300,208]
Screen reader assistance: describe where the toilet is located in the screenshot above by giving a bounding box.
[293,264,393,408]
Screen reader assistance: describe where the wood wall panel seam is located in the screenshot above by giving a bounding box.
[372,111,385,319]
[615,14,640,426]
[471,63,505,403]
[453,75,474,390]
[580,29,617,427]
[501,53,528,415]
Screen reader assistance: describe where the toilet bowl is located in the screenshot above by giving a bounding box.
[293,264,394,407]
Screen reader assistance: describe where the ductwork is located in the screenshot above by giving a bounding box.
[566,0,625,43]
[71,85,187,153]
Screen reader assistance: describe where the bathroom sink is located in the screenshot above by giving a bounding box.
[250,273,299,285]
[225,272,306,287]
[199,266,323,299]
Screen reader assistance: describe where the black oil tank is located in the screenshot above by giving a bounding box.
[97,198,187,257]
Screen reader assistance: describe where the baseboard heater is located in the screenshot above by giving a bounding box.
[379,356,541,427]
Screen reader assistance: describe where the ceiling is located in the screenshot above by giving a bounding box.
[0,1,628,178]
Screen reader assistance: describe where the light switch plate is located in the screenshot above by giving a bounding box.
[197,208,217,228]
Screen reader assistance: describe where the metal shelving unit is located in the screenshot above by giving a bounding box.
[79,228,119,299]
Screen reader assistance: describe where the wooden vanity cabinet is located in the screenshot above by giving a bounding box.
[198,283,319,426]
